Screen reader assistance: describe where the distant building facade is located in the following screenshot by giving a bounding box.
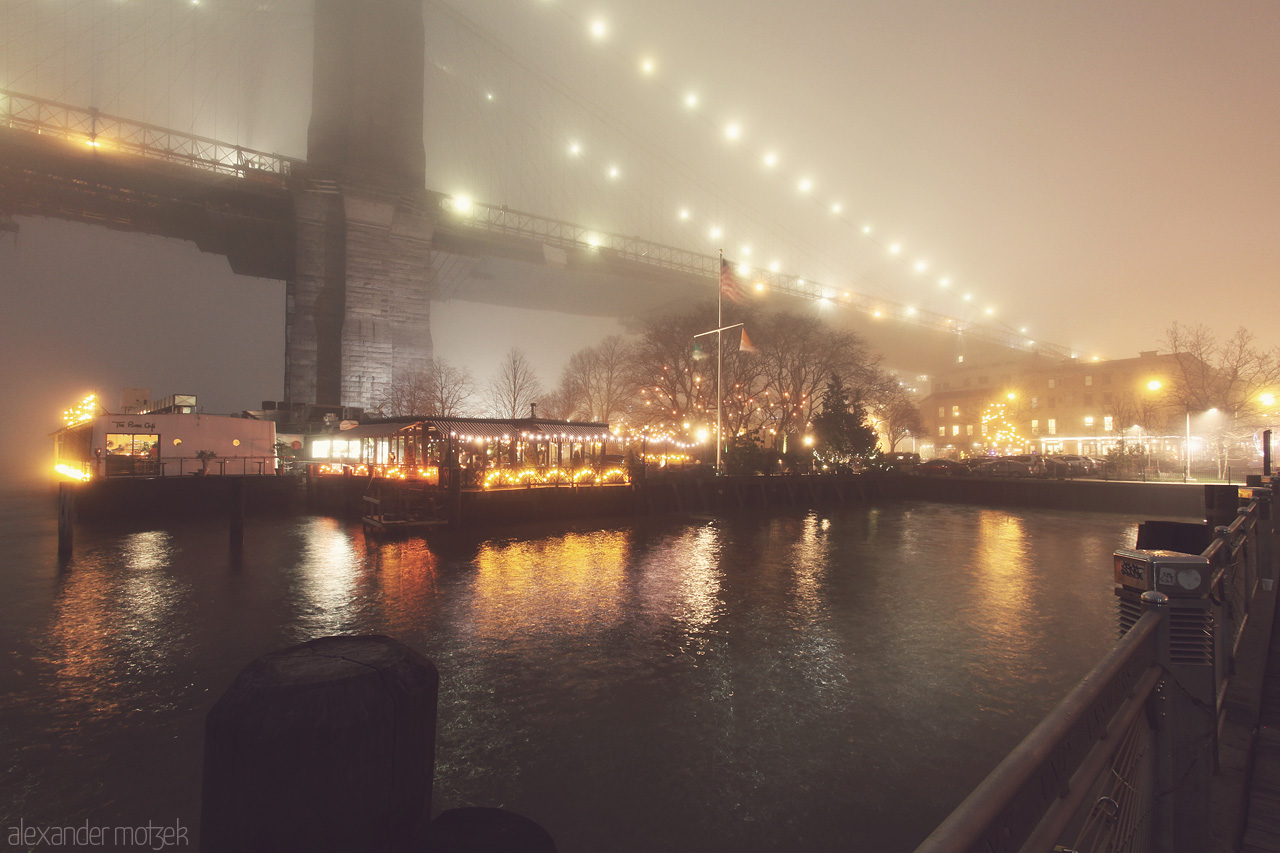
[919,350,1187,459]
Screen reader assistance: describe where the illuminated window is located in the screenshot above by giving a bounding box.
[1048,419,1057,435]
[1084,375,1093,386]
[938,406,945,418]
[957,355,964,364]
[952,405,960,416]
[1032,419,1040,435]
[966,425,973,436]
[312,440,332,459]
[1084,416,1094,427]
[106,434,158,456]
[1031,396,1039,409]
[952,425,960,436]
[1104,416,1114,431]
[938,426,946,437]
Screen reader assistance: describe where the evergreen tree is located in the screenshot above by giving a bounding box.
[811,374,878,470]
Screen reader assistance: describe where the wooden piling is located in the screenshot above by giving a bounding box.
[57,481,75,560]
[229,477,245,552]
[200,635,439,853]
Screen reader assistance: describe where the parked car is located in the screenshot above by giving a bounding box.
[980,458,1036,478]
[1046,455,1092,476]
[883,452,921,474]
[919,458,968,477]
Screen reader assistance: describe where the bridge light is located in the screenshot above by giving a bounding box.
[709,226,722,240]
[963,293,972,302]
[740,246,751,256]
[590,20,607,38]
[768,261,780,272]
[640,58,655,75]
[914,259,928,273]
[679,208,690,220]
[485,92,494,101]
[724,123,741,140]
[797,177,812,193]
[756,282,766,292]
[684,92,698,109]
[985,307,995,315]
[888,243,901,255]
[568,142,581,156]
[862,224,873,234]
[763,151,777,168]
[1260,393,1276,407]
[906,306,917,316]
[939,276,950,287]
[452,196,472,213]
[831,202,842,214]
[608,166,619,179]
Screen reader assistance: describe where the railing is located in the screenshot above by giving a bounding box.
[916,485,1275,853]
[0,89,299,180]
[434,195,1077,360]
[90,455,282,478]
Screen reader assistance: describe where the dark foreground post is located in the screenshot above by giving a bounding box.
[201,635,439,853]
[420,808,557,853]
[57,481,75,560]
[229,477,245,552]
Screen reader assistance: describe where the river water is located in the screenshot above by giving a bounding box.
[0,485,1161,851]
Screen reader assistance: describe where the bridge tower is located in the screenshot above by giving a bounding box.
[288,0,432,410]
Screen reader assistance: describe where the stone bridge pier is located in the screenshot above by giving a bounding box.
[285,0,432,411]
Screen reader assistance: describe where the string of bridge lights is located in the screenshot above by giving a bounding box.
[444,0,1063,351]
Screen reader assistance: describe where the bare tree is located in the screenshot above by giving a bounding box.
[867,372,922,452]
[427,357,478,416]
[486,348,543,418]
[754,311,871,450]
[556,335,637,424]
[377,369,434,417]
[376,358,477,417]
[1162,322,1280,476]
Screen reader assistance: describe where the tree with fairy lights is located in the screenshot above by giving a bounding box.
[979,400,1027,454]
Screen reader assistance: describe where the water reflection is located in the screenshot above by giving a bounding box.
[1,495,1150,853]
[294,517,360,634]
[468,529,631,639]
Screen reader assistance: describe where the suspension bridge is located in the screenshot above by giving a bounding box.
[0,0,1075,411]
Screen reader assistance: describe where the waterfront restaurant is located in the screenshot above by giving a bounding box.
[307,416,626,488]
[53,394,278,480]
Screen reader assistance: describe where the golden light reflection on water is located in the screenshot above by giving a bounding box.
[971,510,1033,656]
[789,513,829,618]
[468,529,631,639]
[46,530,183,725]
[295,518,360,633]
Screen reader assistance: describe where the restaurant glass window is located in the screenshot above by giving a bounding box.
[105,433,160,476]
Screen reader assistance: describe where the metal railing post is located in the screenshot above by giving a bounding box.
[1144,589,1175,853]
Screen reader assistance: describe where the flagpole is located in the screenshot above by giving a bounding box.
[716,249,724,474]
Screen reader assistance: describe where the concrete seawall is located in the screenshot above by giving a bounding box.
[875,475,1206,518]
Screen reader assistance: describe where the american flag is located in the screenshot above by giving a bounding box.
[719,257,746,305]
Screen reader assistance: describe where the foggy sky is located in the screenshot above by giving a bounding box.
[2,0,1277,480]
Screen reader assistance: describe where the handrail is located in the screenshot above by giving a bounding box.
[914,610,1162,853]
[1,88,300,179]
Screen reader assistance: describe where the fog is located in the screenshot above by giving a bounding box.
[2,0,1278,479]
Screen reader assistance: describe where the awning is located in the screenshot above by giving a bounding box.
[329,422,414,439]
[425,419,517,441]
[529,422,615,441]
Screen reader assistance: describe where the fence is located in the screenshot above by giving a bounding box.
[915,483,1275,853]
